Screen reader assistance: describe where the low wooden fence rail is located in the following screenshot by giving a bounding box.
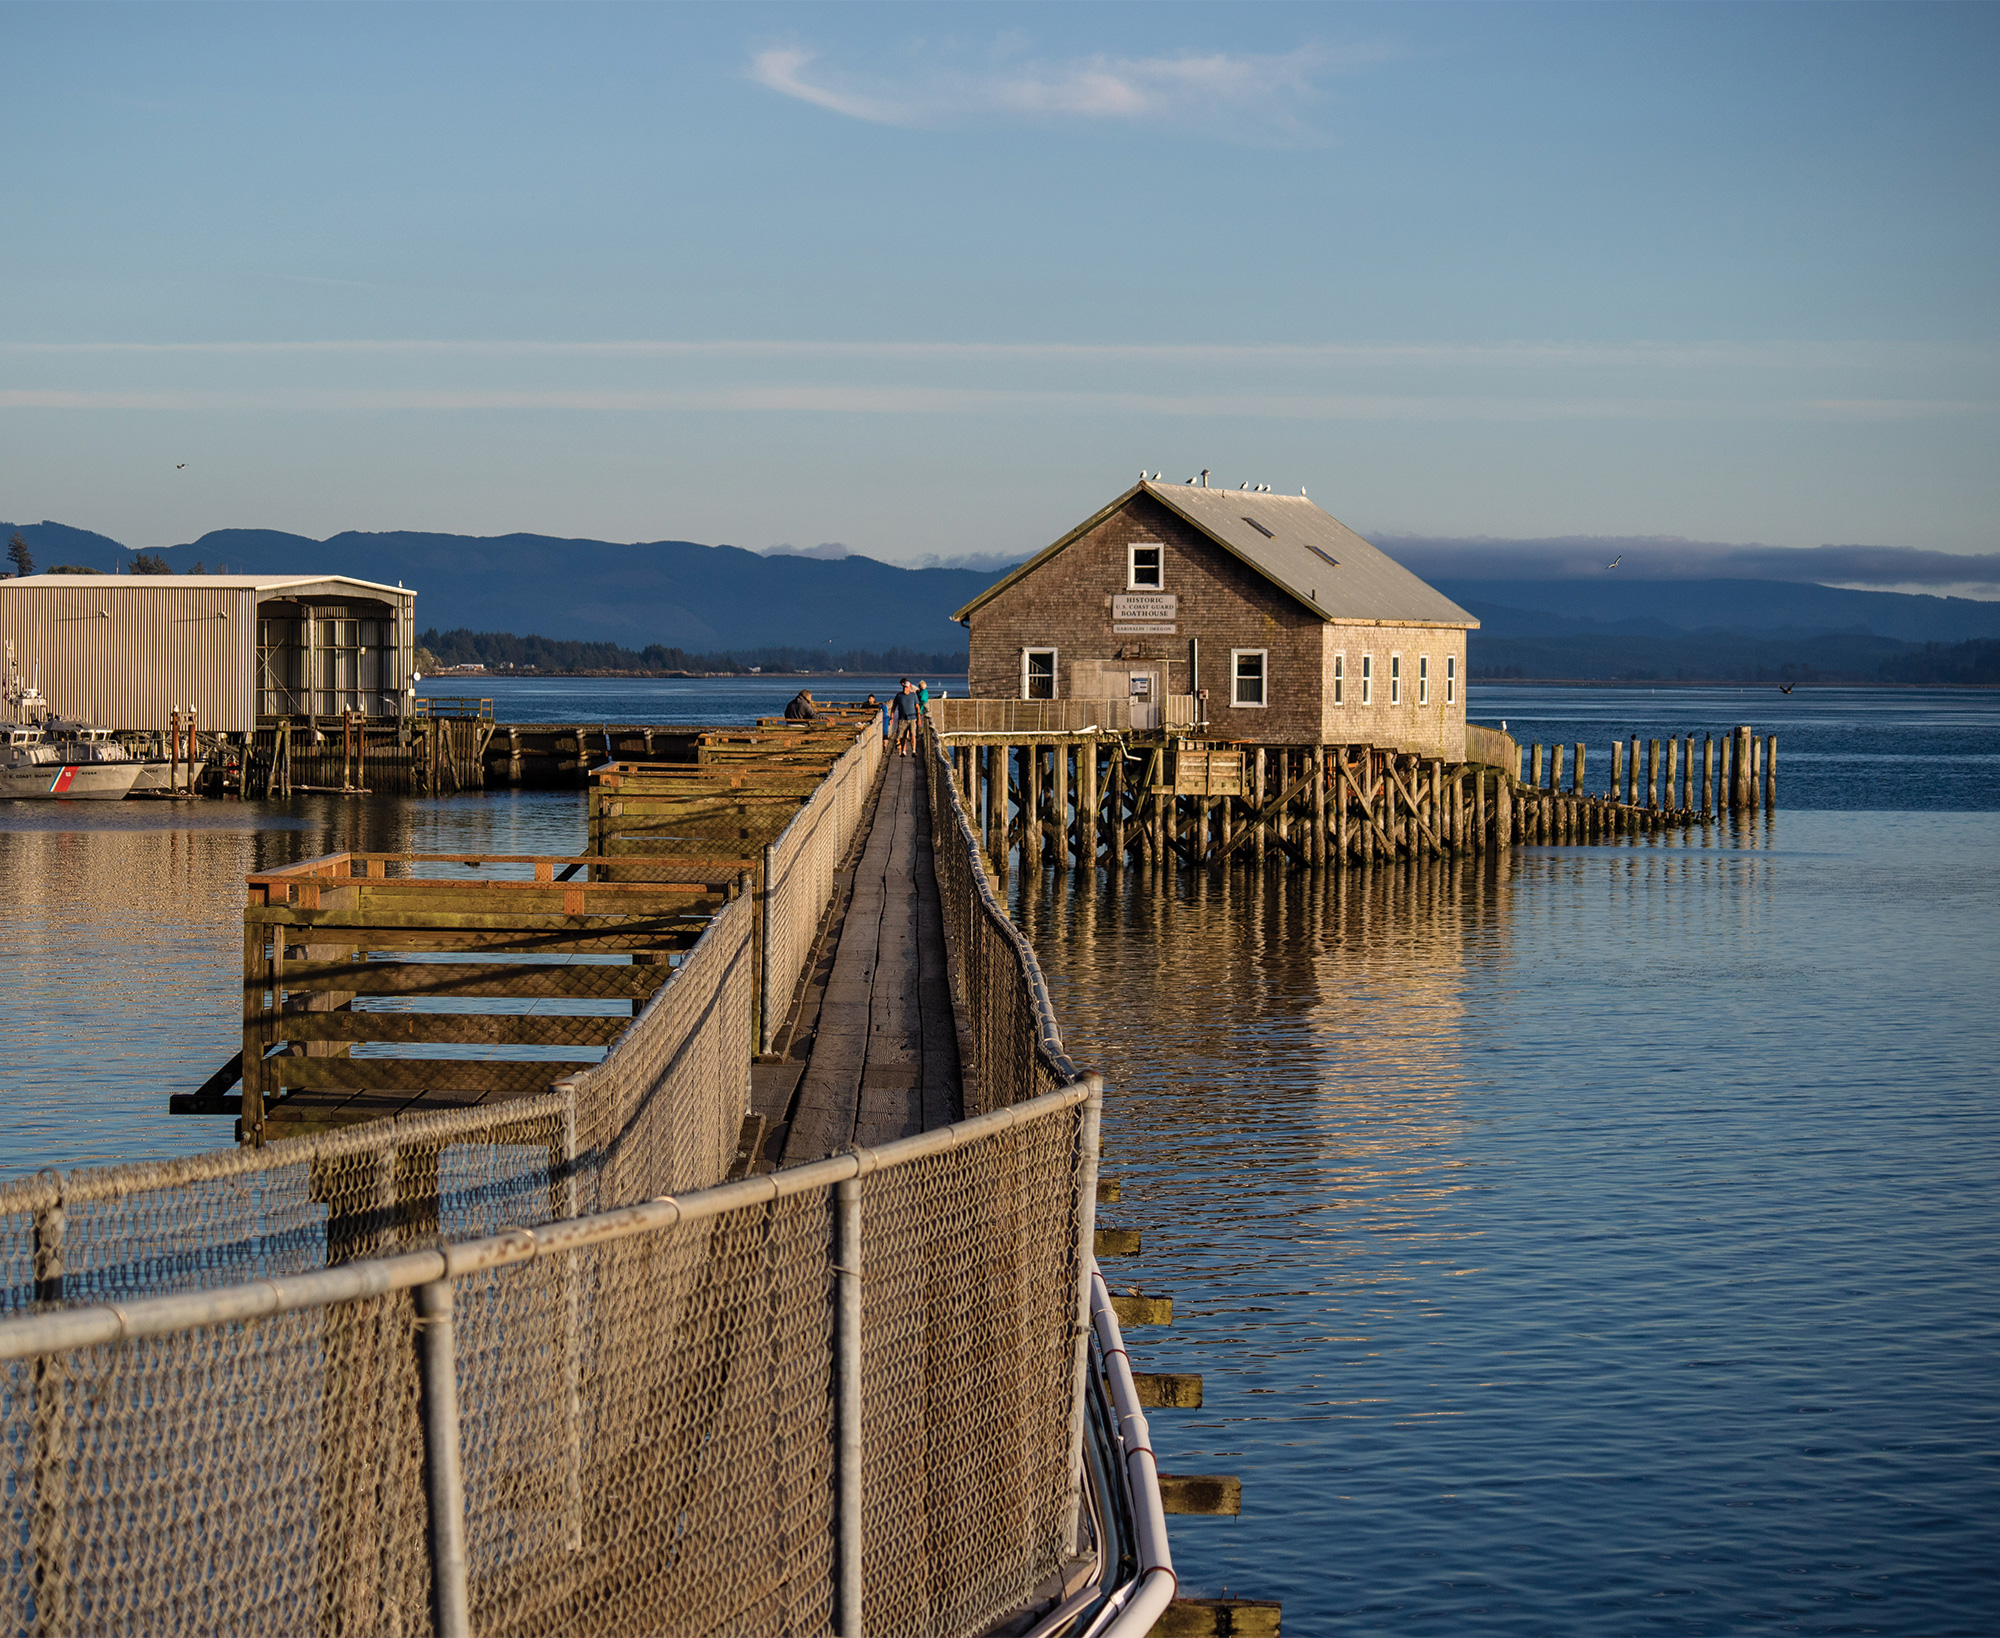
[235,850,745,1145]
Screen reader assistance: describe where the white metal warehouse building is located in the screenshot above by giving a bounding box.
[0,574,418,733]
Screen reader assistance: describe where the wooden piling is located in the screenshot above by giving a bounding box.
[1765,735,1777,809]
[1081,742,1100,870]
[1628,735,1640,804]
[1531,742,1544,790]
[1550,743,1565,796]
[1311,748,1327,868]
[1608,739,1622,803]
[1573,742,1585,795]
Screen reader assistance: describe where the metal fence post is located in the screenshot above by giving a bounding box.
[1061,1076,1104,1555]
[30,1171,69,1638]
[760,841,779,1056]
[416,1278,473,1638]
[834,1176,864,1637]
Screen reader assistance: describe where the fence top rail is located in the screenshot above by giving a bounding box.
[0,1092,570,1219]
[246,850,747,894]
[0,1076,1097,1363]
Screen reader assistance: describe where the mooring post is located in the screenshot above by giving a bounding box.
[1531,742,1543,790]
[1627,735,1639,804]
[1253,747,1267,866]
[1549,743,1564,798]
[1735,726,1752,810]
[1608,739,1622,804]
[1751,733,1765,812]
[1765,735,1777,809]
[416,1278,472,1638]
[834,1176,864,1637]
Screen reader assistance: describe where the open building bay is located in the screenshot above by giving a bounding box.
[2,682,1996,1634]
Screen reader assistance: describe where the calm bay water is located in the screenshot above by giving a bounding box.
[1,681,1995,1633]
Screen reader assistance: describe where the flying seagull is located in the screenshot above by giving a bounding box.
[176,463,186,470]
[1606,554,1622,568]
[1779,683,1795,694]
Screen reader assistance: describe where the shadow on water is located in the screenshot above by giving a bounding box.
[1010,810,1998,1636]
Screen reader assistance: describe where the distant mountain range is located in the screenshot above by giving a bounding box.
[7,519,1999,682]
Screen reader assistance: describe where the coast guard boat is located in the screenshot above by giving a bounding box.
[1,644,144,800]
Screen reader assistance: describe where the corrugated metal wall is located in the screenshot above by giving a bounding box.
[0,582,257,730]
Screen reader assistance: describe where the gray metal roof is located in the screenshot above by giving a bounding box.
[1140,482,1477,628]
[952,481,1476,629]
[0,573,413,599]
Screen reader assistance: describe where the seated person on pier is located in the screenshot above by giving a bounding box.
[784,688,820,721]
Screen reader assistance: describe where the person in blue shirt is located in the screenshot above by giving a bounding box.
[892,679,922,755]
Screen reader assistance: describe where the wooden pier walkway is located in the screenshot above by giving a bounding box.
[756,751,964,1165]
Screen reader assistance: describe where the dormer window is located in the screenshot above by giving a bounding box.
[1128,542,1163,590]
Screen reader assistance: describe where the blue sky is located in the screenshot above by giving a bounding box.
[3,2,1995,569]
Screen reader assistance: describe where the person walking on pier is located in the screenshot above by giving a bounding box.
[892,678,922,755]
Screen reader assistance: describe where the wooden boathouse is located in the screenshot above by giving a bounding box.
[953,476,1478,757]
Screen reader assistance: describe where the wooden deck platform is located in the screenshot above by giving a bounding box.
[758,752,964,1165]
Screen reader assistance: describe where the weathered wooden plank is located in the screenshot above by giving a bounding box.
[1131,1372,1202,1409]
[1095,1176,1122,1203]
[1109,1292,1172,1327]
[278,1013,628,1047]
[276,961,674,999]
[252,909,717,934]
[1159,1474,1242,1516]
[1150,1598,1282,1636]
[1095,1228,1142,1257]
[267,1058,597,1093]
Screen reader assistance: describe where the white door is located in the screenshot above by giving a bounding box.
[1128,670,1160,731]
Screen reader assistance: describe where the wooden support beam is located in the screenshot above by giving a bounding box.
[1094,1228,1142,1257]
[1131,1371,1203,1409]
[1096,1176,1122,1203]
[1159,1474,1242,1516]
[1109,1292,1172,1327]
[1152,1599,1283,1636]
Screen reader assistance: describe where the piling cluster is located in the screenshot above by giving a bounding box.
[938,724,1777,878]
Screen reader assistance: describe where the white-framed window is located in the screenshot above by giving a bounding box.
[1231,648,1267,707]
[1360,654,1373,704]
[1332,652,1344,705]
[1446,654,1457,704]
[1022,648,1057,700]
[1418,654,1430,705]
[1390,653,1402,705]
[1128,542,1163,590]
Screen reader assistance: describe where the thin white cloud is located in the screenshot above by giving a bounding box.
[747,40,1375,139]
[4,338,1978,371]
[4,386,1989,422]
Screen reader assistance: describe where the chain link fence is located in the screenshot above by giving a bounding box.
[920,719,1080,1114]
[0,1080,1101,1638]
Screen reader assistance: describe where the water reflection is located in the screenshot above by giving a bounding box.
[0,792,590,1176]
[1014,813,2000,1636]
